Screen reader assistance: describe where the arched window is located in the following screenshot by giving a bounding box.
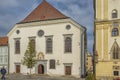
[113,47,119,59]
[65,37,72,52]
[15,40,20,54]
[112,28,119,36]
[49,59,55,69]
[46,38,52,53]
[112,9,118,18]
[30,39,35,51]
[111,41,120,60]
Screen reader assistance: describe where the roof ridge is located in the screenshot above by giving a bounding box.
[19,0,67,23]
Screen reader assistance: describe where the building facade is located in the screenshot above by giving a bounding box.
[86,52,93,73]
[94,0,120,79]
[0,37,8,73]
[7,0,87,77]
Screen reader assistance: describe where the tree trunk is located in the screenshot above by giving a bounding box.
[30,68,31,74]
[27,68,32,78]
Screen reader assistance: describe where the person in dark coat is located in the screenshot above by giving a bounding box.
[0,66,6,80]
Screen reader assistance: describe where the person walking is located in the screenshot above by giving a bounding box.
[1,66,6,80]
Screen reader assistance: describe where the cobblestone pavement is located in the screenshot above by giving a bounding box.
[2,74,85,80]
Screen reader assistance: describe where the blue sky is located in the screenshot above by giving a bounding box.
[0,0,94,53]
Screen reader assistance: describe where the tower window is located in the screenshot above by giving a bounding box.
[113,71,119,76]
[112,28,119,36]
[112,9,118,18]
[113,47,119,59]
[110,41,120,60]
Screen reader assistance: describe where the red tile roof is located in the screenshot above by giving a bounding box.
[20,0,67,23]
[0,37,8,46]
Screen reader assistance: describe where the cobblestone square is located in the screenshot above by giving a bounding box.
[2,74,85,80]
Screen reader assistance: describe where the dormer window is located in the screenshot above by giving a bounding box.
[112,9,118,18]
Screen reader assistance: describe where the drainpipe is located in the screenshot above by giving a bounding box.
[80,27,86,78]
[8,41,10,74]
[93,0,96,79]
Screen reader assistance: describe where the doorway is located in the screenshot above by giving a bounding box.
[65,66,71,75]
[16,65,20,73]
[38,64,44,74]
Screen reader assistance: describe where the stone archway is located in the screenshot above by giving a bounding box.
[35,60,47,74]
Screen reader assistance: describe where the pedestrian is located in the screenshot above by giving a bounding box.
[0,66,6,80]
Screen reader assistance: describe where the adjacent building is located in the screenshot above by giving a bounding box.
[0,37,8,73]
[7,0,87,77]
[94,0,120,79]
[86,52,93,73]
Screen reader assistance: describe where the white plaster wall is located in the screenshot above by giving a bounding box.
[8,20,82,76]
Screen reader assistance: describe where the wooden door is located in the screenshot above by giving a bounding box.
[65,66,71,75]
[16,65,20,73]
[38,64,44,74]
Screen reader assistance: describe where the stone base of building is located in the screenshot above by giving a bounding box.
[96,76,120,80]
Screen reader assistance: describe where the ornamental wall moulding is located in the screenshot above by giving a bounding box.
[96,26,103,30]
[37,52,44,60]
[95,21,110,24]
[113,66,120,70]
[110,22,119,28]
[103,25,109,29]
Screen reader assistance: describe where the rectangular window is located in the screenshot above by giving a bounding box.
[114,71,119,76]
[4,55,8,63]
[2,48,5,53]
[2,47,8,53]
[0,48,1,53]
[49,60,55,69]
[0,56,3,64]
[4,47,8,53]
[1,48,3,53]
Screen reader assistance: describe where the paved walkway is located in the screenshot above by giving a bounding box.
[2,74,85,80]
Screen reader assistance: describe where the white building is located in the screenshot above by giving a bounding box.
[0,37,8,73]
[7,0,87,77]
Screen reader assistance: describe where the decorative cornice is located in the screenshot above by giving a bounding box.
[95,19,120,24]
